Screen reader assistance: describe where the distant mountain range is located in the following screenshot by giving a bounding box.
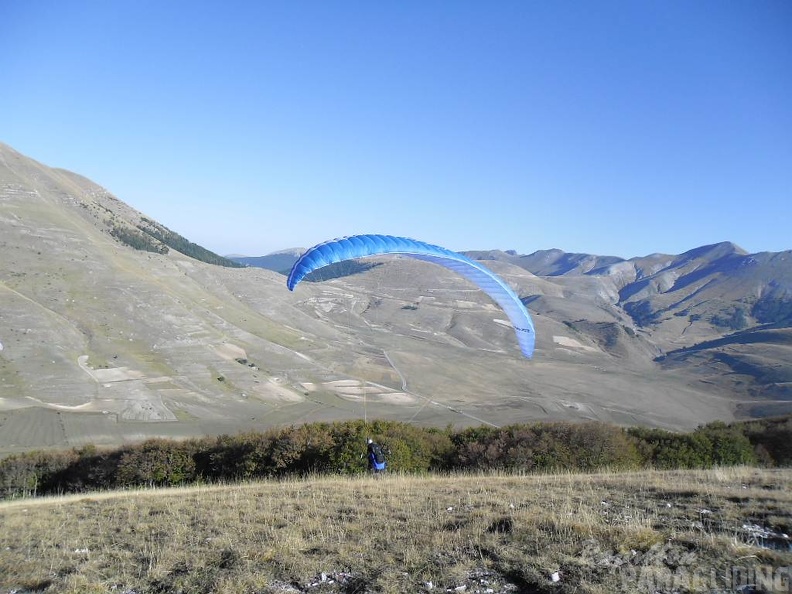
[1,141,790,455]
[230,249,305,274]
[232,239,792,350]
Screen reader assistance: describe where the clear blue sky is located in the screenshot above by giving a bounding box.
[2,1,790,258]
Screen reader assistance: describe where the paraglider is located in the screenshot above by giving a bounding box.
[286,234,536,358]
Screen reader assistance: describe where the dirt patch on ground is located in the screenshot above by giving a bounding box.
[302,380,416,405]
[212,342,248,361]
[553,335,599,352]
[251,377,304,403]
[377,392,415,404]
[77,355,147,382]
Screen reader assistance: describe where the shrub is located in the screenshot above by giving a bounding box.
[115,439,198,487]
[449,422,640,472]
[696,421,756,466]
[2,415,788,500]
[743,417,792,466]
[628,427,712,468]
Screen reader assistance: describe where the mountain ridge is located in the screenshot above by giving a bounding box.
[236,240,792,337]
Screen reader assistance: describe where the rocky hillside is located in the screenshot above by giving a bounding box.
[239,240,792,413]
[1,142,790,455]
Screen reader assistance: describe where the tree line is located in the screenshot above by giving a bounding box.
[109,217,243,268]
[1,416,789,499]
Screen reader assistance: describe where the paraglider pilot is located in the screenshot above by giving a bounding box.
[366,438,387,474]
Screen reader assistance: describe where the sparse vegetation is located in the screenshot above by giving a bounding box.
[1,468,790,593]
[710,306,749,330]
[624,300,659,327]
[563,321,623,349]
[752,296,792,325]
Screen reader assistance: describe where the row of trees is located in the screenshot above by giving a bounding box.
[1,416,789,499]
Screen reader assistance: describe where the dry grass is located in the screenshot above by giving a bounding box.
[1,467,791,593]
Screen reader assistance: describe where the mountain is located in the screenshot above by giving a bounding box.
[466,248,626,276]
[230,249,303,273]
[1,142,790,456]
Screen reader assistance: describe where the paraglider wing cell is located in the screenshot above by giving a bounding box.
[286,234,535,358]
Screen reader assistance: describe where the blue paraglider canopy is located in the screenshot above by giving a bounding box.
[287,234,536,358]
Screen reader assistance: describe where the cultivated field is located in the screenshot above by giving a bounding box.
[1,467,791,593]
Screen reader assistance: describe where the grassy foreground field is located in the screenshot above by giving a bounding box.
[1,468,791,594]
